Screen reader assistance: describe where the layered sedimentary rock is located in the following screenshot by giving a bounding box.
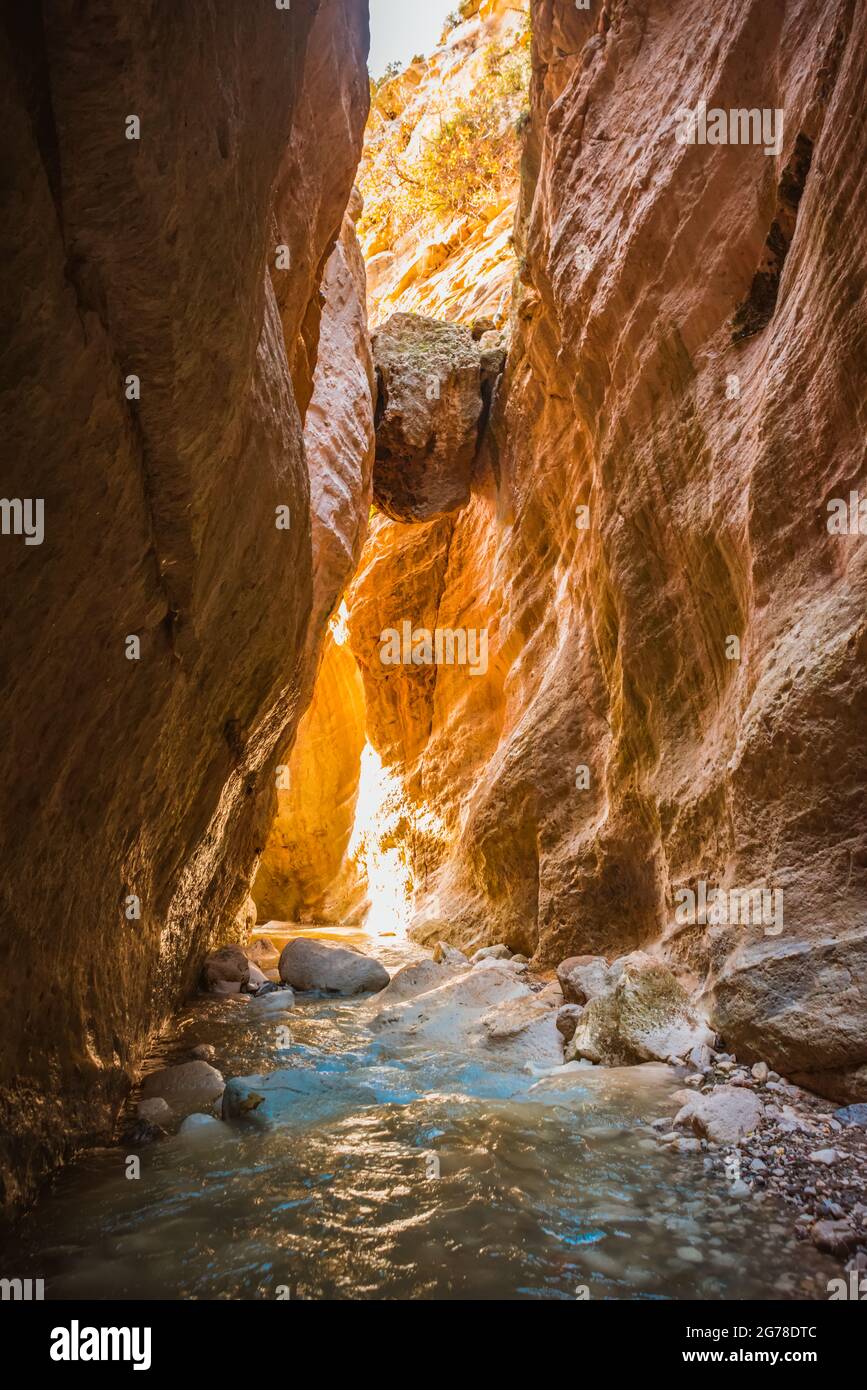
[349,0,867,1099]
[0,0,369,1206]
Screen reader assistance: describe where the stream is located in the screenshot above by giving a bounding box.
[3,929,839,1301]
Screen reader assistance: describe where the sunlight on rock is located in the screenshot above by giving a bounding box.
[348,743,414,936]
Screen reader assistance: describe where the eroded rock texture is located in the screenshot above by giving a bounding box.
[348,0,867,1099]
[0,0,369,1206]
[372,314,484,522]
[252,196,376,924]
[252,630,369,925]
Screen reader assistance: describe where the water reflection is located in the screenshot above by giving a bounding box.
[1,933,839,1301]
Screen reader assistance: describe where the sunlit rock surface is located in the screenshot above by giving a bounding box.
[253,193,376,926]
[350,0,867,1098]
[358,0,529,328]
[253,632,368,925]
[0,0,370,1206]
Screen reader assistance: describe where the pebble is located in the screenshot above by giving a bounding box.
[676,1247,704,1264]
[808,1148,840,1165]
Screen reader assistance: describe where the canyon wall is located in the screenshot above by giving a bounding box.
[252,198,376,925]
[348,0,867,1100]
[0,0,369,1207]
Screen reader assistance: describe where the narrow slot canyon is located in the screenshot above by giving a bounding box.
[1,0,866,1327]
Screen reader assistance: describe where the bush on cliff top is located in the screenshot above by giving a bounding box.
[359,31,531,246]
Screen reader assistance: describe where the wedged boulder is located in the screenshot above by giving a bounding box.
[565,952,714,1066]
[556,955,610,1005]
[674,1086,764,1145]
[278,937,389,995]
[201,945,250,994]
[141,1062,225,1116]
[371,313,483,522]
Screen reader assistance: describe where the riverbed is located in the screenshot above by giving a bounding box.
[3,929,839,1300]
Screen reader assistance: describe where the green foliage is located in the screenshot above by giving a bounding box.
[360,35,531,245]
[370,59,403,93]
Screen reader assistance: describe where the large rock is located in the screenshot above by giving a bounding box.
[201,946,250,994]
[278,938,390,996]
[0,0,371,1207]
[476,993,564,1069]
[674,1086,764,1146]
[711,934,867,1103]
[565,953,714,1066]
[375,959,459,1005]
[141,1062,225,1117]
[556,956,611,1005]
[371,962,535,1058]
[371,314,484,522]
[222,1069,378,1128]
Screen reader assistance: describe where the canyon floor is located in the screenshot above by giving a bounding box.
[3,928,863,1302]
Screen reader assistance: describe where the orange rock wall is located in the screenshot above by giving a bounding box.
[349,0,867,1099]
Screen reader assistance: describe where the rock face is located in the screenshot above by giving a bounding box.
[372,314,485,522]
[253,189,376,926]
[0,0,370,1206]
[252,631,369,924]
[344,0,867,1100]
[278,937,390,996]
[359,1,529,327]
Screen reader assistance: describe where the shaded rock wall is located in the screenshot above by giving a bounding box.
[348,0,867,1099]
[0,0,369,1206]
[252,196,376,923]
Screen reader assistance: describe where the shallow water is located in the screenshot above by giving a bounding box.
[2,929,839,1300]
